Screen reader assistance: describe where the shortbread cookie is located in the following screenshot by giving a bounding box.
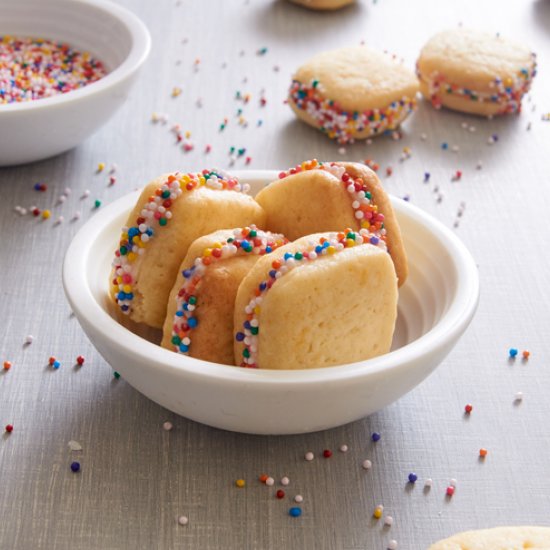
[417,29,537,116]
[161,227,287,365]
[429,526,550,549]
[234,230,398,369]
[110,171,265,329]
[255,160,407,286]
[287,0,355,10]
[288,46,418,143]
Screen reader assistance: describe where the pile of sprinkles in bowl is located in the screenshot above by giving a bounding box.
[236,229,387,368]
[170,226,288,355]
[278,159,387,237]
[0,35,107,104]
[111,170,248,315]
[289,79,417,144]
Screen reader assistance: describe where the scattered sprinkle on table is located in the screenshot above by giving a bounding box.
[70,461,80,473]
[265,477,275,486]
[0,36,107,104]
[509,348,518,358]
[388,540,398,550]
[514,391,524,402]
[424,478,433,488]
[384,515,394,526]
[522,350,530,360]
[323,449,332,458]
[163,421,173,431]
[479,448,488,458]
[446,485,455,497]
[3,361,11,371]
[280,476,289,486]
[24,335,34,345]
[113,371,121,379]
[235,479,246,488]
[408,473,418,483]
[76,355,85,366]
[5,424,13,433]
[276,489,285,499]
[178,515,189,526]
[294,495,303,503]
[362,459,372,470]
[373,505,384,519]
[371,432,381,442]
[304,451,314,461]
[464,403,473,414]
[289,507,302,518]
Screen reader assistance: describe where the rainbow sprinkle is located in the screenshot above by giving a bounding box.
[277,160,387,237]
[0,35,106,104]
[289,80,417,144]
[111,170,248,315]
[235,230,387,368]
[170,226,287,355]
[417,54,537,114]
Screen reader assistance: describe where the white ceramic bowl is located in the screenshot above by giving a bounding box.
[0,0,150,166]
[63,171,479,435]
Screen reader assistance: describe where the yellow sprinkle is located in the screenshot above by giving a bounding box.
[42,210,51,219]
[97,162,105,172]
[254,306,261,315]
[346,239,356,247]
[122,285,132,293]
[373,506,383,519]
[203,248,212,257]
[127,252,137,262]
[326,246,336,255]
[185,131,191,139]
[116,276,122,284]
[212,242,223,249]
[235,479,246,488]
[171,87,182,98]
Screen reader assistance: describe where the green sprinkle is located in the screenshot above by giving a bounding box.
[249,230,257,238]
[119,246,128,255]
[243,349,250,358]
[346,232,356,240]
[159,218,167,226]
[189,296,197,305]
[294,252,303,260]
[250,327,259,335]
[113,371,121,379]
[94,199,101,208]
[312,79,319,88]
[171,335,181,346]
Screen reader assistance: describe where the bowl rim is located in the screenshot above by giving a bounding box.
[0,0,151,113]
[62,169,480,387]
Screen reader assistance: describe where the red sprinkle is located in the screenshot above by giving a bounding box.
[446,486,455,497]
[464,404,473,414]
[3,361,11,371]
[276,489,285,499]
[48,356,56,366]
[76,355,85,366]
[5,424,13,433]
[323,449,332,458]
[259,474,268,483]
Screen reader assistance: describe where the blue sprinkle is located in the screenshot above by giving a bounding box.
[187,317,198,329]
[408,473,418,483]
[424,172,430,182]
[269,270,277,279]
[322,241,330,248]
[70,461,80,473]
[372,432,381,442]
[53,361,61,369]
[369,236,380,245]
[289,507,302,517]
[179,344,189,353]
[235,332,245,342]
[509,348,518,358]
[259,282,267,291]
[175,311,183,317]
[121,305,129,312]
[244,321,251,330]
[284,252,293,260]
[441,142,448,150]
[128,227,140,238]
[265,246,272,253]
[315,245,323,254]
[182,269,193,279]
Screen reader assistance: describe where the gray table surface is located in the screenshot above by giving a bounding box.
[1,0,550,548]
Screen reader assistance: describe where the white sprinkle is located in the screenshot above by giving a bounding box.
[451,145,460,153]
[487,136,495,145]
[305,451,314,461]
[339,444,348,453]
[476,160,483,170]
[72,211,81,220]
[362,459,372,470]
[338,147,346,155]
[294,494,303,503]
[388,540,398,550]
[420,133,427,141]
[64,187,72,195]
[461,122,468,129]
[384,515,393,526]
[81,189,90,198]
[68,440,83,451]
[280,476,290,486]
[514,391,524,402]
[177,515,188,526]
[265,477,275,486]
[469,125,476,132]
[450,478,458,487]
[55,216,64,225]
[424,478,433,488]
[163,421,173,431]
[24,335,33,345]
[366,139,373,145]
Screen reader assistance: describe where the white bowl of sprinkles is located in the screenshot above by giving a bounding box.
[0,0,150,166]
[63,170,479,435]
